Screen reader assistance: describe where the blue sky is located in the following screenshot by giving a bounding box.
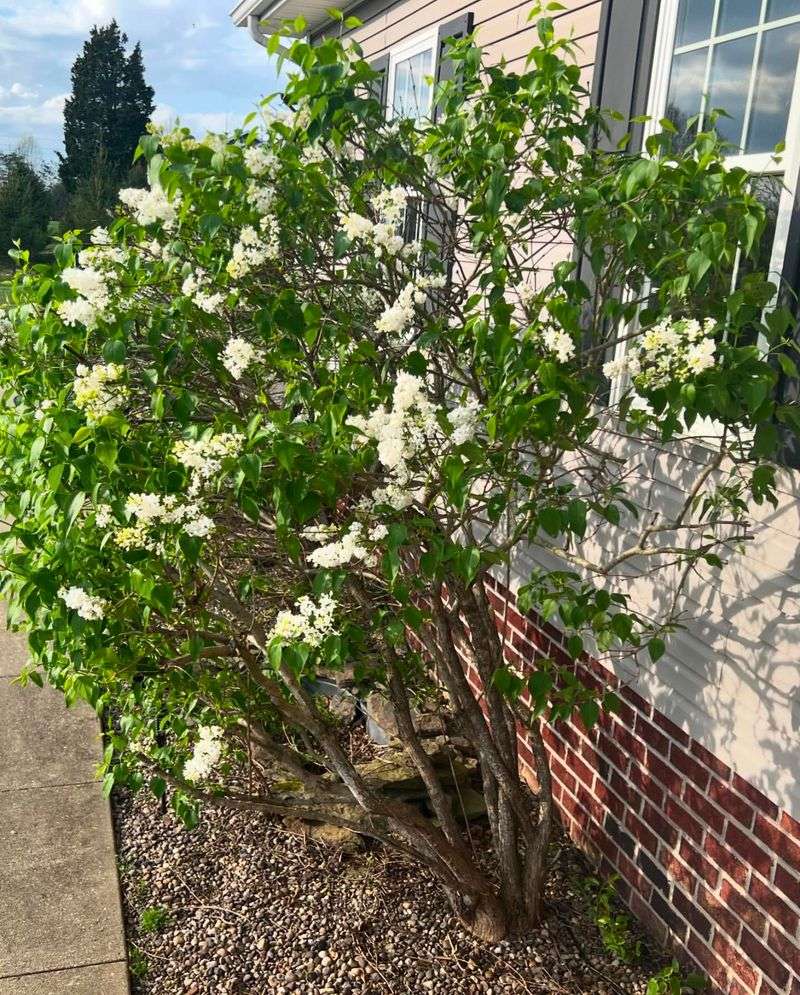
[0,0,283,167]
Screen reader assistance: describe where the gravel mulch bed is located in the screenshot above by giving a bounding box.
[113,788,668,995]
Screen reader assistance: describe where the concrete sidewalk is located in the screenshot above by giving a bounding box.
[0,629,129,994]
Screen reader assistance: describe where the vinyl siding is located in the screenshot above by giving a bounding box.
[507,438,800,816]
[334,0,800,817]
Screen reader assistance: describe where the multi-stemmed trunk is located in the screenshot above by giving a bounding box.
[206,571,555,943]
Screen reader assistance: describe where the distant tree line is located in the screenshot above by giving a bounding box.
[0,21,154,268]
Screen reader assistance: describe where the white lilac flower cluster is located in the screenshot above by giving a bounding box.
[58,265,112,330]
[244,145,278,177]
[603,317,717,388]
[109,492,215,551]
[95,503,114,527]
[221,336,265,380]
[247,181,276,215]
[514,280,537,309]
[447,398,481,445]
[181,270,225,315]
[172,430,245,495]
[183,725,224,782]
[77,227,125,270]
[305,521,389,569]
[73,363,128,421]
[226,219,280,279]
[59,585,107,621]
[268,593,337,648]
[119,183,180,229]
[307,522,368,568]
[374,274,447,343]
[0,310,11,346]
[340,186,420,259]
[542,326,576,364]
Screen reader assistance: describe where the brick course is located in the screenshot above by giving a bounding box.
[477,577,800,995]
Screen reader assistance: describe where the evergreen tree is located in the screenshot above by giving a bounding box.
[0,151,52,263]
[58,21,154,192]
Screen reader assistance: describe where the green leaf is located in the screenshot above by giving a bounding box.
[648,637,665,662]
[47,463,65,490]
[103,340,126,363]
[66,491,86,533]
[624,158,658,198]
[150,583,174,616]
[95,440,118,469]
[686,250,711,285]
[579,699,600,729]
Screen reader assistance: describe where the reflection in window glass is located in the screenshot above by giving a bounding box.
[734,175,784,344]
[716,0,761,36]
[740,175,783,280]
[665,48,707,144]
[391,48,433,120]
[767,0,800,21]
[675,0,715,46]
[706,35,757,149]
[747,24,800,152]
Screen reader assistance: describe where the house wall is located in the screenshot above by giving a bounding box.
[321,1,800,991]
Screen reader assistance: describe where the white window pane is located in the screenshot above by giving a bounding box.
[766,0,800,21]
[665,48,707,141]
[717,0,761,36]
[706,35,757,150]
[746,23,800,152]
[675,0,715,46]
[392,49,433,120]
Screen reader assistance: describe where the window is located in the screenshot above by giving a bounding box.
[646,0,800,287]
[387,33,437,122]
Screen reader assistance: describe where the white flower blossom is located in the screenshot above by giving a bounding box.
[114,492,216,548]
[623,316,718,388]
[268,594,337,648]
[244,145,278,177]
[58,264,112,328]
[73,363,128,420]
[542,327,576,363]
[227,219,280,278]
[59,585,106,621]
[119,184,180,228]
[308,522,368,568]
[183,515,215,537]
[341,212,374,241]
[448,399,481,446]
[0,311,12,345]
[247,181,276,214]
[95,503,114,527]
[221,336,265,379]
[173,431,245,494]
[181,269,225,314]
[183,725,224,782]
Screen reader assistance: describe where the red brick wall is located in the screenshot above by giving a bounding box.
[479,576,800,995]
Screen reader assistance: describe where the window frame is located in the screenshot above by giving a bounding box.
[385,29,438,123]
[606,0,800,418]
[645,0,800,290]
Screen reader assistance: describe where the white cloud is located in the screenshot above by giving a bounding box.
[2,0,118,38]
[151,103,236,136]
[0,93,67,126]
[0,83,39,101]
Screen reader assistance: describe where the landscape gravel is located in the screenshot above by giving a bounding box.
[114,788,670,994]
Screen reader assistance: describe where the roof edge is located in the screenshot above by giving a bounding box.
[229,0,272,27]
